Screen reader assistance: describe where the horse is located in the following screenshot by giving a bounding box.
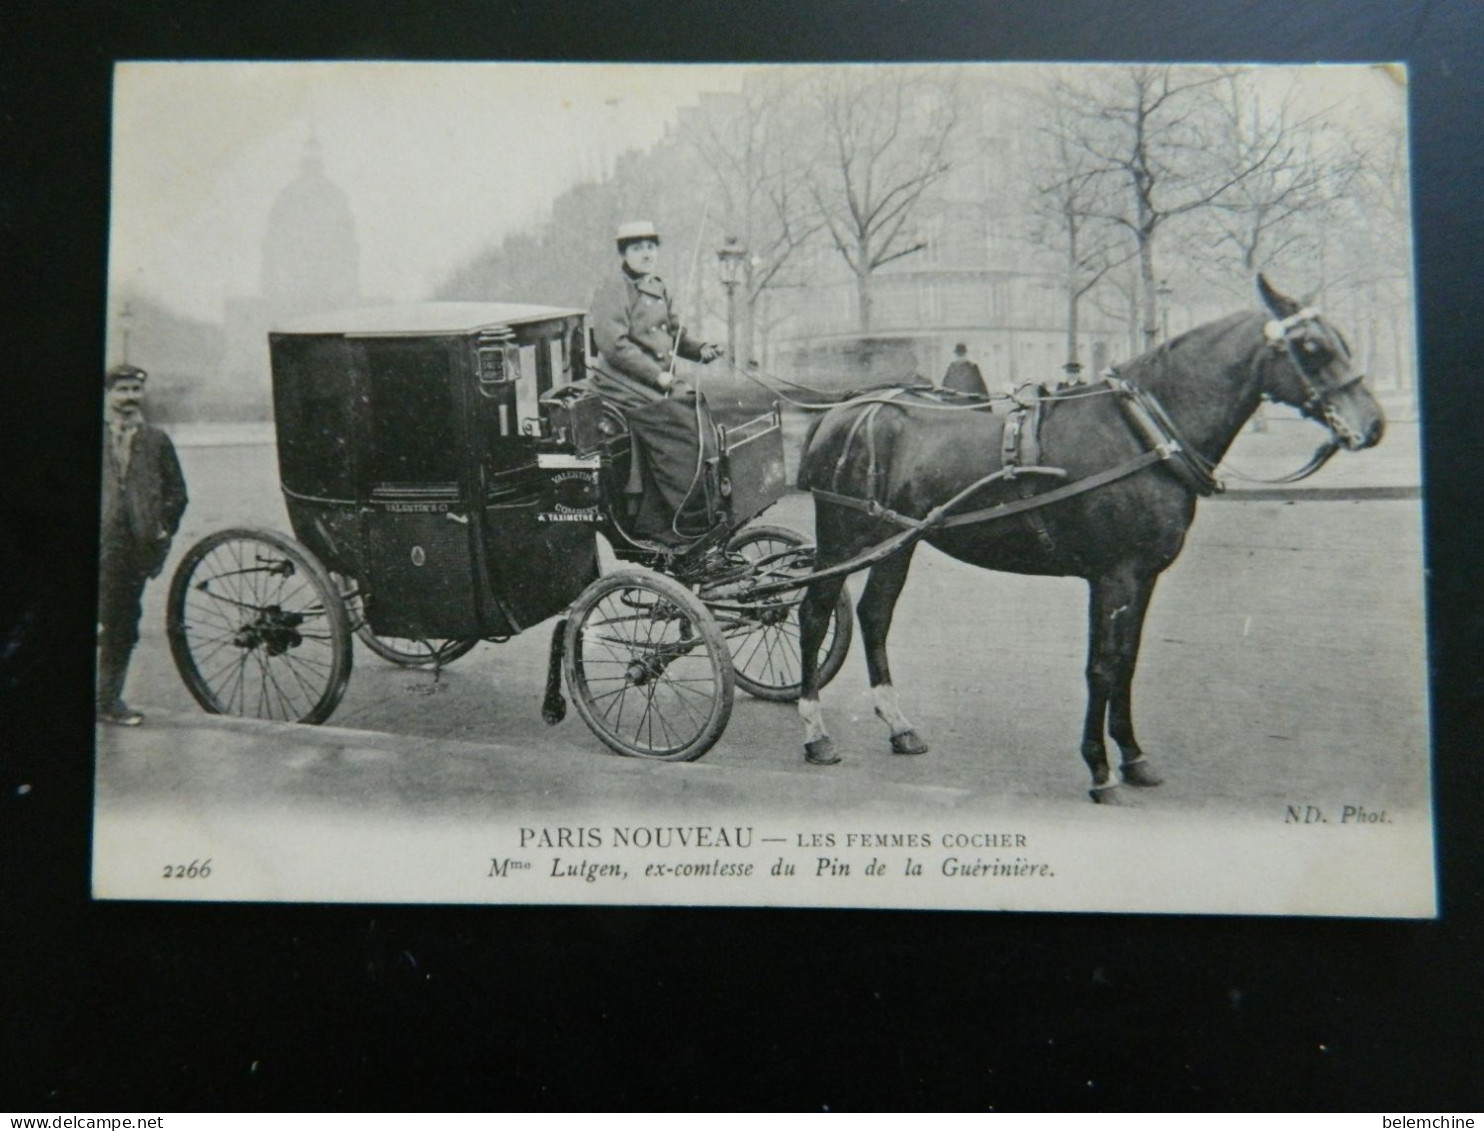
[793,276,1386,802]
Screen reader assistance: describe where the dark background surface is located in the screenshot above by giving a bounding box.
[2,0,1481,1111]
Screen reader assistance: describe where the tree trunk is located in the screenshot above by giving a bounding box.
[1065,287,1081,372]
[1063,213,1080,370]
[1139,232,1158,348]
[856,270,874,334]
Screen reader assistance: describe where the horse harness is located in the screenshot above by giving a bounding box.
[807,300,1364,548]
[808,380,1219,564]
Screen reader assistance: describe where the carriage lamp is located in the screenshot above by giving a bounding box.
[475,329,520,397]
[717,237,747,366]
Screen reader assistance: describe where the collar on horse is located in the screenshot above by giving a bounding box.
[1106,375,1224,496]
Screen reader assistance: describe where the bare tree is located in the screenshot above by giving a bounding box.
[1172,70,1362,302]
[1322,105,1416,392]
[804,66,960,333]
[1031,100,1139,372]
[690,72,824,367]
[1052,65,1294,346]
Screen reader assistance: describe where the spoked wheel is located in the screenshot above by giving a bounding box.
[336,578,478,668]
[716,524,853,702]
[167,527,352,724]
[563,568,733,761]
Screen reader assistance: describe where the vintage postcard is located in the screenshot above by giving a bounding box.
[92,61,1431,915]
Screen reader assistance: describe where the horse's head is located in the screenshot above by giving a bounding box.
[1256,275,1385,450]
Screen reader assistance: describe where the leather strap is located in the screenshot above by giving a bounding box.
[934,450,1165,530]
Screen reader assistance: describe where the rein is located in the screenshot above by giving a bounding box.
[723,355,1017,413]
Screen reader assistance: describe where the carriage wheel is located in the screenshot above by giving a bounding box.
[167,528,352,725]
[563,568,733,762]
[720,524,853,702]
[335,578,479,668]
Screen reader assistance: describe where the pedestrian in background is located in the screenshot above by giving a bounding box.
[942,342,988,397]
[98,364,188,725]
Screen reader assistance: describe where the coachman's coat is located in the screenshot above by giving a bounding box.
[588,269,715,539]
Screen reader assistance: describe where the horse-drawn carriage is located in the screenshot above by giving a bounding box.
[166,302,851,762]
[168,279,1384,798]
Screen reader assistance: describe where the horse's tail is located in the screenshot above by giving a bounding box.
[796,411,828,490]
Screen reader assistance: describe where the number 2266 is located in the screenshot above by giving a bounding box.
[162,859,212,879]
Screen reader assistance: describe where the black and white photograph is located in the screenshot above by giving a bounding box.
[90,61,1431,915]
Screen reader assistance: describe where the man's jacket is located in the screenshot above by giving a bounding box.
[101,423,188,574]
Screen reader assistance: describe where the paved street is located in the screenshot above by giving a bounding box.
[99,423,1431,820]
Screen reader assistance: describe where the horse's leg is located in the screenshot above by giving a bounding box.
[1082,568,1151,803]
[1107,575,1164,788]
[857,545,928,755]
[798,570,848,765]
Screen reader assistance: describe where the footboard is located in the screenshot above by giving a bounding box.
[719,403,787,525]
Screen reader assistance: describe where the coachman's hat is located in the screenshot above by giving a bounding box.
[105,363,148,387]
[615,220,661,250]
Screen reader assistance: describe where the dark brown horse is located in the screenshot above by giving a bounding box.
[794,277,1385,801]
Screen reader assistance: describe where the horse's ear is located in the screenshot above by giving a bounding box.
[1256,274,1301,318]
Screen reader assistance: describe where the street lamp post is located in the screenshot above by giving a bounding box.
[716,236,746,367]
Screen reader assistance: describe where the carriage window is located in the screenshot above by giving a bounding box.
[364,341,459,483]
[271,334,356,499]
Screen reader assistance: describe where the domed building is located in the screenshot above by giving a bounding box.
[222,136,362,415]
[259,136,360,315]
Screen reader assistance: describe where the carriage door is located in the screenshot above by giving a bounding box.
[356,336,483,640]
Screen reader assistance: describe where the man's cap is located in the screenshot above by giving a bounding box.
[616,220,661,247]
[105,363,148,387]
[953,342,968,355]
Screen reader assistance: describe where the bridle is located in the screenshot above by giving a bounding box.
[1261,307,1370,445]
[1120,305,1370,490]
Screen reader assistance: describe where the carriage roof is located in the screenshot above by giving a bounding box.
[272,301,584,337]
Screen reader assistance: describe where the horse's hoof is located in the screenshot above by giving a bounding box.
[1120,760,1164,788]
[1089,784,1123,805]
[889,730,929,756]
[805,738,840,766]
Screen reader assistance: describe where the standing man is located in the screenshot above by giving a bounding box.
[942,342,988,396]
[98,364,188,725]
[589,220,722,546]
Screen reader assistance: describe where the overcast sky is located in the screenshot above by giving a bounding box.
[109,61,1405,325]
[109,62,754,321]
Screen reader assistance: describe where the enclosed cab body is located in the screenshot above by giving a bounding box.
[270,302,596,641]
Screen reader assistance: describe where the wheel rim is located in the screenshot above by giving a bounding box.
[566,573,731,760]
[720,529,850,701]
[169,530,350,724]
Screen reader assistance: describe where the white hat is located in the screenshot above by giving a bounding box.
[615,220,661,247]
